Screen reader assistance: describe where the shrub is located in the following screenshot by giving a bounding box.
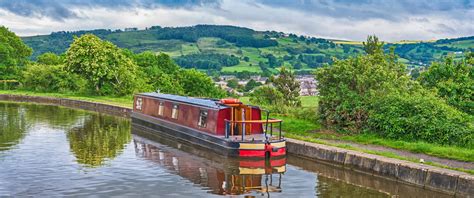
[315,50,408,132]
[21,64,85,92]
[418,54,474,114]
[249,86,284,106]
[368,91,474,148]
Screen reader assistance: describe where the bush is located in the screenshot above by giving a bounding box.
[249,86,284,106]
[21,64,85,92]
[418,54,474,114]
[0,80,19,90]
[287,107,319,123]
[368,92,474,148]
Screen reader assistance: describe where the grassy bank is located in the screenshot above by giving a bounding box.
[2,90,473,166]
[0,90,133,108]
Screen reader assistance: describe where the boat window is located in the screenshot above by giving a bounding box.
[171,104,179,119]
[136,98,143,110]
[198,110,208,128]
[158,102,164,116]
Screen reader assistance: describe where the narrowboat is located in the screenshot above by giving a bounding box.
[131,92,286,158]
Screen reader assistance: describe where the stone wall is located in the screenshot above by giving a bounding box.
[1,94,472,197]
[0,94,131,118]
[287,139,473,197]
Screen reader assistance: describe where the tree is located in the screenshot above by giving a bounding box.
[244,79,262,92]
[410,67,421,80]
[418,54,474,114]
[178,69,226,98]
[65,34,142,95]
[272,67,301,107]
[36,52,62,65]
[363,35,384,55]
[0,26,32,79]
[227,79,239,89]
[267,54,280,68]
[249,86,284,106]
[316,37,408,132]
[133,51,181,94]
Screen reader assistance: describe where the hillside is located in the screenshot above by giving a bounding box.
[22,25,473,75]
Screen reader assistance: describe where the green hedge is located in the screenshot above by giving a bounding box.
[0,80,19,90]
[368,92,474,148]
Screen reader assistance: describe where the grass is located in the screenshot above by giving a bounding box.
[221,65,262,73]
[0,90,133,108]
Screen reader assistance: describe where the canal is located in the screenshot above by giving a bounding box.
[0,102,451,197]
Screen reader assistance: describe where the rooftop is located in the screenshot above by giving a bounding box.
[138,92,226,109]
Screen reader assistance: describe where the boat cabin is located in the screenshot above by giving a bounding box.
[133,93,282,142]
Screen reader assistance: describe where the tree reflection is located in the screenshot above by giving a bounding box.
[67,114,131,167]
[24,104,85,129]
[0,102,29,151]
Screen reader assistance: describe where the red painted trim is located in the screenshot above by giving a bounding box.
[271,148,286,157]
[238,147,286,158]
[239,150,266,157]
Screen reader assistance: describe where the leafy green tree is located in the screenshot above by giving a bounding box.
[272,67,301,107]
[316,37,409,132]
[244,79,262,92]
[363,35,384,55]
[418,54,474,114]
[37,52,62,65]
[0,26,32,80]
[410,67,421,80]
[133,51,182,94]
[249,85,284,106]
[65,34,142,95]
[227,79,239,89]
[178,69,226,98]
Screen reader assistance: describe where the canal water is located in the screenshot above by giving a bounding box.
[0,102,451,197]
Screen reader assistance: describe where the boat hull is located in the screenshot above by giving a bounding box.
[131,112,286,158]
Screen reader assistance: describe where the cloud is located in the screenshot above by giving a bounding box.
[0,0,472,41]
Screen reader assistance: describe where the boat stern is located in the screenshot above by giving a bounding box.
[238,140,286,158]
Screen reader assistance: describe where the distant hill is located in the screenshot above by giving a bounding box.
[22,25,473,75]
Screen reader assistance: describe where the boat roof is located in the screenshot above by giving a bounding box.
[137,92,227,109]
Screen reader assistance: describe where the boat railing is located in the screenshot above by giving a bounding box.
[224,119,283,142]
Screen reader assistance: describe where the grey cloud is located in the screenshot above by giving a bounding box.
[0,0,220,20]
[256,0,473,21]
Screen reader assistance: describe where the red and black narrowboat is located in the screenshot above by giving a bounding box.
[131,92,286,158]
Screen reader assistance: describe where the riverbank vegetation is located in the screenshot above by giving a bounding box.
[246,36,474,163]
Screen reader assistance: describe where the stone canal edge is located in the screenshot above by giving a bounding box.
[0,94,472,197]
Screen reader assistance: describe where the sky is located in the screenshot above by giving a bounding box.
[0,0,472,41]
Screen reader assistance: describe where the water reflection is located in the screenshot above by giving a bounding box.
[0,102,28,151]
[67,115,131,167]
[132,128,285,196]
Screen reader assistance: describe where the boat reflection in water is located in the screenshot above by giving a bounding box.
[132,128,286,196]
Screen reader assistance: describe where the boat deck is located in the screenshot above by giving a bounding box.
[224,134,283,142]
